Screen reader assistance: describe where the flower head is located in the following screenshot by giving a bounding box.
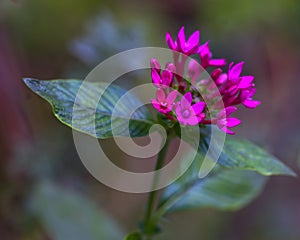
[175,92,206,126]
[151,89,177,114]
[151,26,260,134]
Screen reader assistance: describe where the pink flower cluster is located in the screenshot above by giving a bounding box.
[151,26,260,134]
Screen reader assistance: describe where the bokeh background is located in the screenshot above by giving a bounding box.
[1,0,300,239]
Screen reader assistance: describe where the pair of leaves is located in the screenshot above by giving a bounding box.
[24,78,295,216]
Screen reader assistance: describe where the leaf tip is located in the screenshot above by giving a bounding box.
[264,166,297,177]
[284,168,297,177]
[23,78,39,89]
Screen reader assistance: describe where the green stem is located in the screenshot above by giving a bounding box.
[152,180,197,223]
[143,135,171,239]
[152,166,221,223]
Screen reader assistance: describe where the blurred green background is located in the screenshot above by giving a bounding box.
[1,0,300,239]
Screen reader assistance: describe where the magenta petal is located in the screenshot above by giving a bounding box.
[188,61,201,82]
[211,68,222,79]
[192,102,205,115]
[239,76,254,89]
[166,32,176,50]
[197,113,206,122]
[150,58,161,71]
[177,26,186,51]
[209,59,227,67]
[242,99,261,109]
[156,88,166,102]
[216,73,227,85]
[198,41,209,54]
[188,59,199,73]
[151,100,161,110]
[175,107,187,125]
[161,70,172,86]
[187,30,200,48]
[166,90,177,104]
[151,69,161,86]
[166,62,176,73]
[217,109,226,119]
[224,106,237,116]
[248,87,256,97]
[200,43,211,58]
[222,126,235,135]
[187,116,199,125]
[229,62,244,79]
[183,92,193,104]
[226,118,241,127]
[175,105,182,116]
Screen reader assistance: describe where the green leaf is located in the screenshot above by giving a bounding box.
[23,78,155,138]
[158,128,295,215]
[124,232,143,240]
[161,166,267,213]
[28,181,123,240]
[158,150,267,214]
[201,133,296,176]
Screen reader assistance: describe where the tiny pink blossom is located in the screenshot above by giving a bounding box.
[150,59,177,88]
[166,26,200,55]
[175,92,206,126]
[151,89,177,114]
[216,106,241,134]
[151,68,173,88]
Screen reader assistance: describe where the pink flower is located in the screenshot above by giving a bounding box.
[218,62,260,109]
[151,61,176,88]
[151,89,177,114]
[216,107,241,134]
[175,92,206,125]
[199,42,226,68]
[166,26,200,55]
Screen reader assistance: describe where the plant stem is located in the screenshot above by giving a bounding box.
[143,135,171,239]
[152,166,221,223]
[152,180,197,223]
